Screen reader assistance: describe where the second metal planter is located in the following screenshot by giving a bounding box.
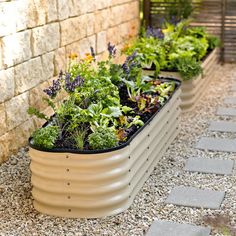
[143,48,219,111]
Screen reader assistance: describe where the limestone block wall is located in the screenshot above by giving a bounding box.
[0,0,140,163]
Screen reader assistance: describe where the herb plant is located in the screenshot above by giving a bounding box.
[157,20,219,80]
[32,125,59,149]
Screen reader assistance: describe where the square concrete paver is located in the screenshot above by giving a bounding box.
[217,107,236,116]
[224,97,236,104]
[165,186,225,209]
[184,157,234,175]
[196,137,236,152]
[208,120,236,132]
[146,220,211,236]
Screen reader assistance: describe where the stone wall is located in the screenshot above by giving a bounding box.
[0,0,140,163]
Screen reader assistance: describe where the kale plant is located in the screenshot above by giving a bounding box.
[88,127,118,150]
[174,56,203,80]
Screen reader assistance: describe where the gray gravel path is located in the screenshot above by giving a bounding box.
[0,64,236,236]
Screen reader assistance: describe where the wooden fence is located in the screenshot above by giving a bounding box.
[143,0,236,63]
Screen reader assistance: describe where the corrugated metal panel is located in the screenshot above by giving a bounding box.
[29,90,181,218]
[143,0,236,63]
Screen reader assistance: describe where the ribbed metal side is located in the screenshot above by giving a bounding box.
[159,48,219,112]
[180,48,219,111]
[29,89,181,218]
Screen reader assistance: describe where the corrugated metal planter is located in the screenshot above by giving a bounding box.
[144,48,219,112]
[29,79,181,219]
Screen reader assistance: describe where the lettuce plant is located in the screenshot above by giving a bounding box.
[123,36,167,75]
[161,20,219,80]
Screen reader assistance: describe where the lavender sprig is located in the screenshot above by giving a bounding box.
[126,50,137,62]
[122,62,130,75]
[170,15,181,26]
[122,51,138,75]
[65,73,84,92]
[90,46,96,61]
[107,42,116,58]
[146,27,164,39]
[43,79,61,98]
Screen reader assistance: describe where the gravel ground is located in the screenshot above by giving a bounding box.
[0,64,236,236]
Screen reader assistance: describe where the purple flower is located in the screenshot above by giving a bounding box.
[65,73,84,92]
[90,46,96,61]
[170,15,180,26]
[160,17,165,26]
[107,42,116,58]
[126,50,137,62]
[146,27,164,39]
[122,51,139,75]
[43,79,61,98]
[122,62,130,75]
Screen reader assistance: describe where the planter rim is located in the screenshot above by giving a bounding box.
[29,77,181,155]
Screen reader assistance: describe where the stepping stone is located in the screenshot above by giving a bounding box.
[208,120,236,132]
[196,137,236,152]
[184,157,234,175]
[217,107,236,116]
[224,97,236,104]
[165,186,225,209]
[146,220,211,236]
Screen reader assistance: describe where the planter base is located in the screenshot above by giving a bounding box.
[29,89,181,218]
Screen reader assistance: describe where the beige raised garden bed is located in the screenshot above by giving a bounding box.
[144,48,219,112]
[29,81,181,219]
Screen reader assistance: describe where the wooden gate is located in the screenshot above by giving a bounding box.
[143,0,236,63]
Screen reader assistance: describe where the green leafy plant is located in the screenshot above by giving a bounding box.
[88,127,118,150]
[28,107,49,121]
[32,125,59,149]
[183,25,221,52]
[155,81,176,98]
[158,20,219,80]
[125,19,218,81]
[123,36,166,75]
[71,128,88,150]
[172,36,208,60]
[207,35,221,50]
[173,56,203,80]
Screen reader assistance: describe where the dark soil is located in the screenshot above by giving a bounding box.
[31,79,178,152]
